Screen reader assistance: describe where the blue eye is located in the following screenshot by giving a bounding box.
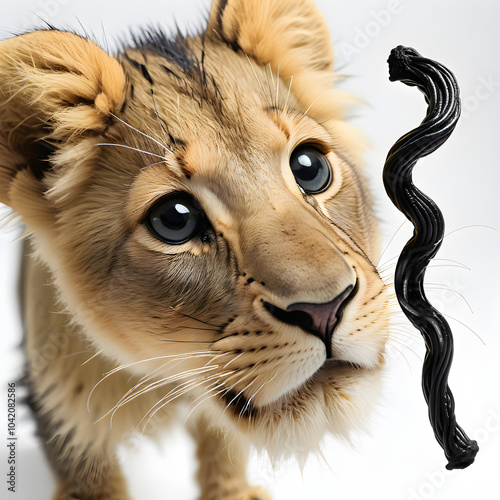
[290,145,332,194]
[146,193,204,244]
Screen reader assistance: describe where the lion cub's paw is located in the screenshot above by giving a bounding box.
[53,482,132,500]
[53,493,130,500]
[235,486,272,500]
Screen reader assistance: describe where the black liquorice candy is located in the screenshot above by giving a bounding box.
[383,46,479,470]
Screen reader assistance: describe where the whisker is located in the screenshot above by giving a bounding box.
[266,62,276,107]
[161,324,221,333]
[138,379,207,431]
[140,160,166,171]
[425,283,474,313]
[109,112,172,153]
[445,224,497,238]
[378,219,409,266]
[113,365,219,414]
[144,371,236,429]
[386,337,423,362]
[427,263,470,271]
[168,307,223,328]
[241,371,280,418]
[149,89,173,149]
[62,350,93,359]
[87,351,214,411]
[96,143,165,160]
[183,381,229,423]
[102,368,220,428]
[428,258,471,271]
[284,75,294,112]
[156,338,214,344]
[303,89,329,115]
[268,63,275,95]
[222,363,262,388]
[275,63,280,107]
[221,351,245,370]
[385,344,413,372]
[81,350,102,366]
[245,54,266,95]
[106,367,222,427]
[441,313,485,345]
[221,377,259,420]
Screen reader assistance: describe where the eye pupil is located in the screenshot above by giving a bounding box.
[290,146,332,193]
[296,154,317,180]
[146,193,205,244]
[156,203,190,230]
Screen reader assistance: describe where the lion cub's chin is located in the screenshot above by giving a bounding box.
[201,362,385,458]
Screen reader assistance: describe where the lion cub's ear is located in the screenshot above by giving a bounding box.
[0,30,126,223]
[208,0,363,161]
[209,0,333,75]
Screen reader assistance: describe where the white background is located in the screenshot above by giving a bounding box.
[1,1,499,499]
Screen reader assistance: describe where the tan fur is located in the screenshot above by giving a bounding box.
[1,1,389,499]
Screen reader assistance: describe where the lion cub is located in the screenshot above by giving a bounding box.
[0,0,389,498]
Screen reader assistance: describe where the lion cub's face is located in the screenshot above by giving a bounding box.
[0,0,389,454]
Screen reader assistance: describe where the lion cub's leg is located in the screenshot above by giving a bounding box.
[51,464,129,500]
[189,416,271,500]
[27,344,134,500]
[22,250,135,500]
[28,350,133,500]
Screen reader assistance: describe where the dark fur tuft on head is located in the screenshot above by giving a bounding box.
[130,26,199,75]
[127,25,224,114]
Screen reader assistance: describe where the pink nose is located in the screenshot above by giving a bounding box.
[263,284,356,359]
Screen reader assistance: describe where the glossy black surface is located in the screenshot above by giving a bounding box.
[383,46,479,470]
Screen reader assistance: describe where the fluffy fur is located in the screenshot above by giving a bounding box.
[0,1,389,499]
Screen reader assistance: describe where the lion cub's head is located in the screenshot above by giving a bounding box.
[0,0,389,455]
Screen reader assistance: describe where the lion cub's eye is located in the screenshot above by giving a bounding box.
[290,145,332,194]
[145,193,205,244]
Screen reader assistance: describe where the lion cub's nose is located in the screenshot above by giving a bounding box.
[263,284,356,359]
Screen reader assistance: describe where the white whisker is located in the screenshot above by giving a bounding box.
[143,370,236,430]
[268,63,275,95]
[221,351,245,369]
[425,283,474,313]
[275,63,280,107]
[183,382,229,424]
[87,351,214,411]
[441,313,485,345]
[284,75,293,112]
[245,54,265,95]
[112,365,219,416]
[109,112,173,153]
[303,89,329,115]
[81,350,102,366]
[378,220,408,266]
[140,160,166,171]
[96,143,165,160]
[445,224,497,238]
[241,371,279,418]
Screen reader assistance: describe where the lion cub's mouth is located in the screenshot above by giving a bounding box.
[219,358,361,418]
[310,358,361,382]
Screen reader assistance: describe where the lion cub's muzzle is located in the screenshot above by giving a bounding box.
[263,282,357,359]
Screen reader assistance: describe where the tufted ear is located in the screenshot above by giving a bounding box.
[0,30,126,225]
[207,0,364,161]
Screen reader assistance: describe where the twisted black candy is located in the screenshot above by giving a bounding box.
[383,46,479,470]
